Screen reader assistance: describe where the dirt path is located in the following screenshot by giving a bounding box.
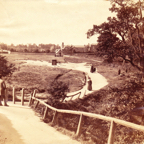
[0,102,80,144]
[0,113,24,144]
[0,59,108,144]
[0,60,108,144]
[20,60,108,100]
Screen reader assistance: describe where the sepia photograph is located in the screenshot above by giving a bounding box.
[0,0,144,143]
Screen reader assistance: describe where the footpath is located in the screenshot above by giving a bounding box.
[0,102,80,144]
[0,60,108,144]
[21,60,108,100]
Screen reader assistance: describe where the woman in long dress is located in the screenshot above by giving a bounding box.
[87,77,92,91]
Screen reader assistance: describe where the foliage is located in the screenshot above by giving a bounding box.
[37,73,144,143]
[62,73,144,143]
[0,55,15,77]
[45,49,50,53]
[87,0,144,72]
[0,43,7,50]
[63,45,75,55]
[0,43,56,53]
[33,49,40,53]
[47,80,69,107]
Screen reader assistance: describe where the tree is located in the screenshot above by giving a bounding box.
[87,0,144,72]
[0,43,8,50]
[0,55,15,77]
[63,45,75,55]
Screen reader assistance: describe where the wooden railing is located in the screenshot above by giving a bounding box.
[12,88,144,144]
[66,91,82,100]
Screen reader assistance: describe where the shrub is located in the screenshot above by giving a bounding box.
[46,49,50,53]
[0,55,15,77]
[47,80,69,107]
[34,49,40,53]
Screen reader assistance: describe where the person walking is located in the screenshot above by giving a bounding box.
[0,76,8,106]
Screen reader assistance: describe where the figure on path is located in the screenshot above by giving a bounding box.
[90,65,96,73]
[0,76,8,106]
[87,76,92,91]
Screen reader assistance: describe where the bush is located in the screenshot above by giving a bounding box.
[46,49,50,53]
[10,48,16,52]
[24,49,29,53]
[34,49,40,53]
[0,55,15,77]
[47,80,69,107]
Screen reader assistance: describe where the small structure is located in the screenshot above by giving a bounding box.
[55,49,61,57]
[55,42,64,57]
[52,60,57,65]
[0,49,11,54]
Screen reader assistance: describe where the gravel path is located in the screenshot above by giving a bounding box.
[0,102,80,144]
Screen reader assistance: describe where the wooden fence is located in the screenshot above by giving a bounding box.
[12,87,144,144]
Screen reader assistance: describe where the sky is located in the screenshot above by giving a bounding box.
[0,0,113,46]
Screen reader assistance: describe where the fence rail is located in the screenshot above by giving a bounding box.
[12,88,144,144]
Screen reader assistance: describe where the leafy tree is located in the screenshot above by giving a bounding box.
[0,55,15,77]
[87,0,144,72]
[0,43,8,50]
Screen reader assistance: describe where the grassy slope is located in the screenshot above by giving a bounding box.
[2,52,144,143]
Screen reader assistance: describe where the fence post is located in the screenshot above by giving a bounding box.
[70,95,73,100]
[28,92,33,107]
[34,101,39,109]
[13,87,15,104]
[77,92,81,99]
[52,111,58,124]
[31,89,36,105]
[41,107,45,115]
[43,107,48,120]
[33,89,36,97]
[76,114,83,137]
[5,89,8,102]
[107,121,116,144]
[21,88,24,106]
[82,89,86,99]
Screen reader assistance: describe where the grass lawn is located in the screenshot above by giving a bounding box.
[2,52,86,96]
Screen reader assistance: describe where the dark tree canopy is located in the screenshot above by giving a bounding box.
[0,55,15,78]
[87,0,144,72]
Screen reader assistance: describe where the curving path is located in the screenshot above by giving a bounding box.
[0,59,108,144]
[20,60,108,100]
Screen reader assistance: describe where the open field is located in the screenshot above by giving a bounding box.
[2,52,121,83]
[2,52,88,96]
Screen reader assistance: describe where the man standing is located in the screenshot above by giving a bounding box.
[0,77,8,106]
